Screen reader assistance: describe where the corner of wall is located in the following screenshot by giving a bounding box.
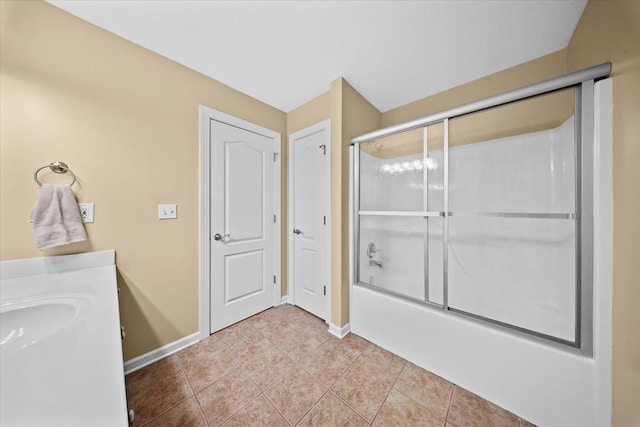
[566,1,640,425]
[329,78,381,328]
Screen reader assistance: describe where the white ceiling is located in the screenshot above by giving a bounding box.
[47,0,587,113]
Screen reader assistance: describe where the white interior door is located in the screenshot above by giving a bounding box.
[210,119,276,332]
[289,120,330,320]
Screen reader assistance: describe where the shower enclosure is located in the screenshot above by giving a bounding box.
[352,64,610,351]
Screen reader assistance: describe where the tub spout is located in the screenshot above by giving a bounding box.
[369,260,383,268]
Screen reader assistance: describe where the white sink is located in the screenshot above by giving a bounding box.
[0,251,128,426]
[0,296,86,349]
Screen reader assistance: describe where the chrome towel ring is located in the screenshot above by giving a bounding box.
[34,162,77,187]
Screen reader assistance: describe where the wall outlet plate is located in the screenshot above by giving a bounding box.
[158,204,177,219]
[78,203,94,223]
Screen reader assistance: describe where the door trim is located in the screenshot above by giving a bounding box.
[199,106,281,340]
[287,119,331,321]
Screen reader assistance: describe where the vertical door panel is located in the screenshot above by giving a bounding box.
[211,120,274,332]
[226,144,264,241]
[291,124,329,320]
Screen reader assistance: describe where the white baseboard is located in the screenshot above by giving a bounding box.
[123,332,200,375]
[329,323,351,339]
[280,295,290,305]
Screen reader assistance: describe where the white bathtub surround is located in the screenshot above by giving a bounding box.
[0,250,128,426]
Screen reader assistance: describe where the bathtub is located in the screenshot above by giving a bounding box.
[0,250,128,426]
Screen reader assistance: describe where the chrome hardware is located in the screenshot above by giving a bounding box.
[293,228,303,235]
[120,326,126,340]
[369,259,383,268]
[214,233,231,242]
[366,242,379,259]
[33,161,77,187]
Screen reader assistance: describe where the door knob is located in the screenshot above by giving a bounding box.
[293,228,303,235]
[214,233,230,242]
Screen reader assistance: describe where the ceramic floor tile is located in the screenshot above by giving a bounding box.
[373,389,446,427]
[242,345,295,391]
[221,394,288,427]
[242,310,273,330]
[196,367,261,426]
[264,366,327,425]
[214,319,256,346]
[259,320,299,346]
[178,337,239,392]
[276,303,306,317]
[323,333,370,361]
[519,419,537,427]
[144,397,207,427]
[331,363,392,423]
[300,346,352,387]
[228,329,274,364]
[447,386,519,427]
[393,362,454,419]
[124,306,525,427]
[277,329,324,361]
[298,391,369,427]
[295,319,332,344]
[262,306,296,324]
[125,356,193,426]
[353,343,406,387]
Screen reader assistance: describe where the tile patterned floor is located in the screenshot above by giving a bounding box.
[125,305,535,427]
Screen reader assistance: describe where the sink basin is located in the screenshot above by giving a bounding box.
[0,251,128,426]
[0,296,86,349]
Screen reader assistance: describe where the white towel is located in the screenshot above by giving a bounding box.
[30,184,87,251]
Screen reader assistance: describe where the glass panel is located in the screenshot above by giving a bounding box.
[449,88,576,213]
[426,122,444,213]
[359,128,424,211]
[447,216,576,342]
[426,216,444,305]
[359,215,424,300]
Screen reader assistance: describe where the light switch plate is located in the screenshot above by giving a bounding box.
[78,203,94,223]
[158,204,177,219]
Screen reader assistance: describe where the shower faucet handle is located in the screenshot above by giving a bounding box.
[367,242,379,258]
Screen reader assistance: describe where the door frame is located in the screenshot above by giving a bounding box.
[199,106,281,339]
[287,119,331,321]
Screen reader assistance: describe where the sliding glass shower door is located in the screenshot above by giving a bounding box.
[355,85,588,347]
[447,88,578,342]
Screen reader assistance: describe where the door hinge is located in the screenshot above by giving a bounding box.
[273,275,277,284]
[319,144,326,155]
[273,214,277,223]
[323,215,326,225]
[323,286,326,296]
[273,152,279,162]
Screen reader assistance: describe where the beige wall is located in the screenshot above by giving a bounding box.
[286,80,381,328]
[0,1,286,361]
[567,1,640,425]
[365,87,574,159]
[331,79,381,326]
[382,49,569,127]
[287,91,331,136]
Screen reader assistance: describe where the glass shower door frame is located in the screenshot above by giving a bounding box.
[353,79,597,354]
